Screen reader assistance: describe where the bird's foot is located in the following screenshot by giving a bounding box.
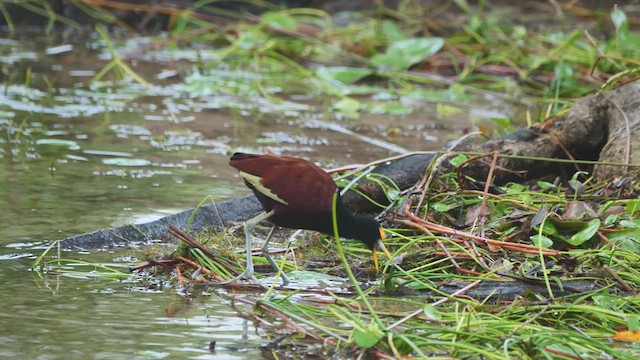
[219,271,260,285]
[219,271,290,289]
[278,273,292,287]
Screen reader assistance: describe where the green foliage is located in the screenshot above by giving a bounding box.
[10,0,634,120]
[371,37,445,70]
[565,218,600,246]
[315,66,374,84]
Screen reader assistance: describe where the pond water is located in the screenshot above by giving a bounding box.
[0,28,521,358]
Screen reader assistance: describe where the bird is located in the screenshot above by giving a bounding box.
[228,151,392,285]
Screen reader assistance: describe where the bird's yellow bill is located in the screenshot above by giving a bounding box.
[372,228,393,271]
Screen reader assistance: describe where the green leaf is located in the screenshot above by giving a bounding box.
[530,235,554,248]
[537,221,558,237]
[363,101,413,115]
[436,103,463,117]
[617,237,640,252]
[433,202,453,212]
[536,181,556,191]
[386,188,400,201]
[611,7,629,36]
[619,219,639,229]
[235,33,260,50]
[353,327,382,348]
[570,171,589,181]
[35,139,80,149]
[491,117,512,128]
[448,154,468,167]
[315,66,373,84]
[372,37,445,70]
[333,98,360,114]
[423,304,442,320]
[261,11,297,30]
[603,213,619,227]
[625,199,640,216]
[565,218,600,246]
[626,316,640,331]
[391,336,413,355]
[381,20,405,41]
[607,221,640,251]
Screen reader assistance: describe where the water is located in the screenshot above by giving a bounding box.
[0,28,518,358]
[0,254,264,359]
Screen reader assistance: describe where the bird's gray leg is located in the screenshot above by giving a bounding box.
[221,210,274,285]
[261,226,292,286]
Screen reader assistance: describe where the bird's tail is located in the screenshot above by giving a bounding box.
[230,151,276,162]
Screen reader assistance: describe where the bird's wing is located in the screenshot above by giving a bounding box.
[261,159,337,211]
[230,153,337,211]
[238,170,289,205]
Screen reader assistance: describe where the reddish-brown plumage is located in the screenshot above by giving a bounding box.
[230,153,335,212]
[229,152,340,234]
[228,152,391,283]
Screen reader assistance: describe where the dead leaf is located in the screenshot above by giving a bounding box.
[562,201,598,221]
[611,330,640,342]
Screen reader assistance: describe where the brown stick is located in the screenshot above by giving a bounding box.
[168,225,240,275]
[397,213,560,256]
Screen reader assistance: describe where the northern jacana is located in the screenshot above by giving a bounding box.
[229,152,392,285]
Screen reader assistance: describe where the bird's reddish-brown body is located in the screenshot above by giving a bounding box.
[229,152,338,233]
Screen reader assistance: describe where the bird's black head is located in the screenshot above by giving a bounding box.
[342,216,384,250]
[330,194,381,248]
[331,193,392,270]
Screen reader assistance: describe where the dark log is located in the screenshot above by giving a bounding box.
[60,195,262,249]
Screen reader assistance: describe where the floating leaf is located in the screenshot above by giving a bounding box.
[35,138,80,150]
[372,37,444,70]
[315,66,373,84]
[102,158,151,166]
[333,97,360,114]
